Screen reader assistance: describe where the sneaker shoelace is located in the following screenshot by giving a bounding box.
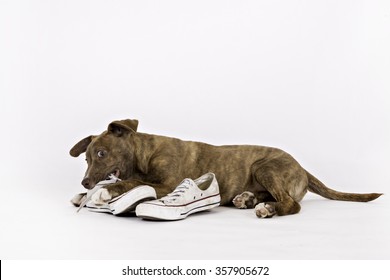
[160,179,193,204]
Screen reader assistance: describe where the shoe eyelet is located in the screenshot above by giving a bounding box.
[193,196,196,199]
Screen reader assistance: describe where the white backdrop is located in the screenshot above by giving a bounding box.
[1,0,389,260]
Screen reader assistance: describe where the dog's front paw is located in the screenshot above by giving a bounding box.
[233,194,247,209]
[255,203,276,218]
[91,188,112,205]
[233,191,258,209]
[71,193,86,207]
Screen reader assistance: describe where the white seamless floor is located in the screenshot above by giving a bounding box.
[1,185,389,260]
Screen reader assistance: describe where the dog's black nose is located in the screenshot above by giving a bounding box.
[81,177,91,189]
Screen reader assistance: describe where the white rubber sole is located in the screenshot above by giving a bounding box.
[135,193,221,220]
[87,185,157,215]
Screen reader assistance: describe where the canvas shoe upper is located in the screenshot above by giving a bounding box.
[86,185,157,215]
[135,172,221,220]
[77,174,121,213]
[77,174,157,215]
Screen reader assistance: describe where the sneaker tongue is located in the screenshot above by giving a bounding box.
[181,178,196,189]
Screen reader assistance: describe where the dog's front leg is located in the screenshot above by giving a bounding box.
[91,179,169,205]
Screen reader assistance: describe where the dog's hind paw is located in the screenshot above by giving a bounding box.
[91,188,112,205]
[233,191,258,209]
[255,203,276,218]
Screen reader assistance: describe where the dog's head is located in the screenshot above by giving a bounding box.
[70,119,138,189]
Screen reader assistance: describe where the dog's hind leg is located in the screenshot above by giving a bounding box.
[255,172,301,217]
[251,158,307,218]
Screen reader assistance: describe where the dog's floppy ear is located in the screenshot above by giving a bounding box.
[69,136,94,157]
[108,119,138,137]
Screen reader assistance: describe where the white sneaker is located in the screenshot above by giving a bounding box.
[86,185,157,215]
[135,172,221,220]
[77,174,156,215]
[77,174,121,213]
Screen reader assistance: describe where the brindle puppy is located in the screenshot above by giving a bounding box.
[70,119,382,218]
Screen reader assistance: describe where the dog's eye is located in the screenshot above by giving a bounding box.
[97,150,106,158]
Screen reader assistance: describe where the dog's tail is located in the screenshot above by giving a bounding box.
[306,171,382,202]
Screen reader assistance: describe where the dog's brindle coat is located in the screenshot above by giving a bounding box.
[70,119,382,218]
